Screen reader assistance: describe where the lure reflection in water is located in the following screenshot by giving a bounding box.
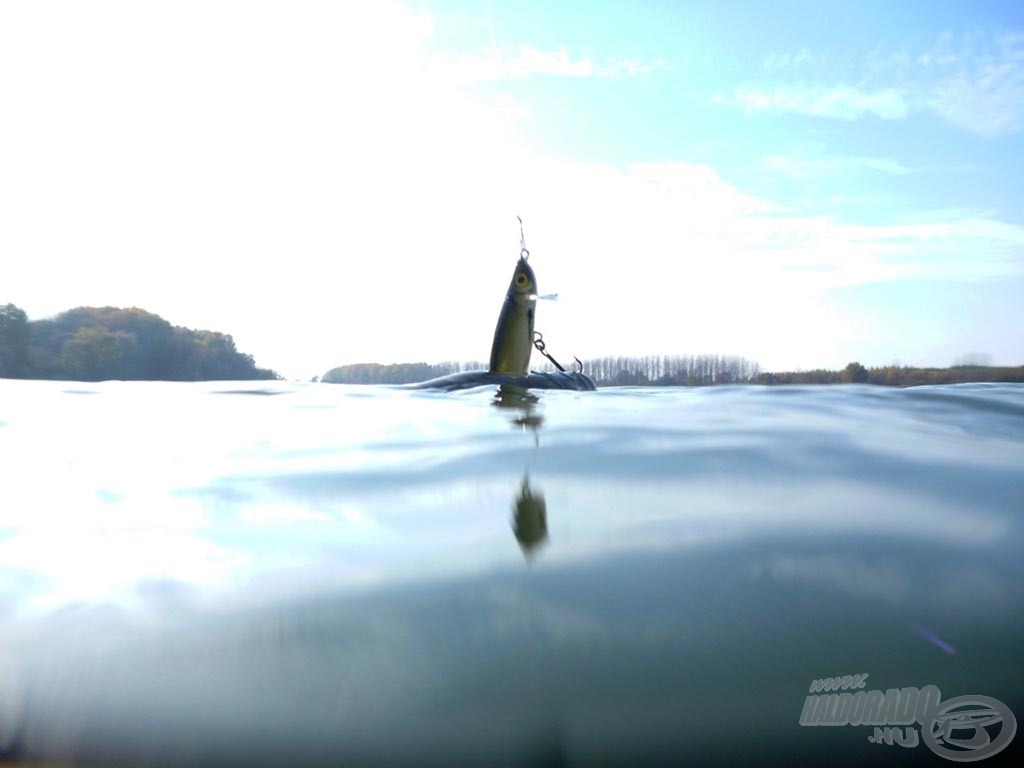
[512,474,548,557]
[494,385,549,558]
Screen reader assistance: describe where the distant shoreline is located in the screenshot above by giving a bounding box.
[4,304,1021,386]
[320,358,1024,387]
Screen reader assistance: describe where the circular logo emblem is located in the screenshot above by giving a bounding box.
[923,695,1016,762]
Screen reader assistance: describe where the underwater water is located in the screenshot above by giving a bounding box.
[0,380,1022,766]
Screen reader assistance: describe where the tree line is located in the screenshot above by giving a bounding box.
[320,356,1024,387]
[576,358,1024,386]
[0,304,278,381]
[320,355,760,385]
[755,361,1024,386]
[580,354,762,386]
[321,361,487,384]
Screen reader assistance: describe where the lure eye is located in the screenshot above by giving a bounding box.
[515,273,528,287]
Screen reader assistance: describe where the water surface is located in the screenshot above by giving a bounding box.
[1,381,1022,765]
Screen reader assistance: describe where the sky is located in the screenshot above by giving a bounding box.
[2,0,1023,379]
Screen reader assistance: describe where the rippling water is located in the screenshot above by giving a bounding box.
[1,380,1022,765]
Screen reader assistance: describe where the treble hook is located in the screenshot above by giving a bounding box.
[517,215,529,260]
[533,331,566,372]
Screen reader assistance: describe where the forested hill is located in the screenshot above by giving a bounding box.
[0,304,278,381]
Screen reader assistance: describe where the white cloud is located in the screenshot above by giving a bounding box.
[729,84,908,120]
[746,32,1024,135]
[758,154,912,178]
[761,48,820,72]
[429,46,668,85]
[508,46,594,78]
[597,56,670,77]
[430,45,592,84]
[926,32,1024,136]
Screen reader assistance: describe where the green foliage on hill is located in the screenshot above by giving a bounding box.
[0,303,278,381]
[0,304,31,378]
